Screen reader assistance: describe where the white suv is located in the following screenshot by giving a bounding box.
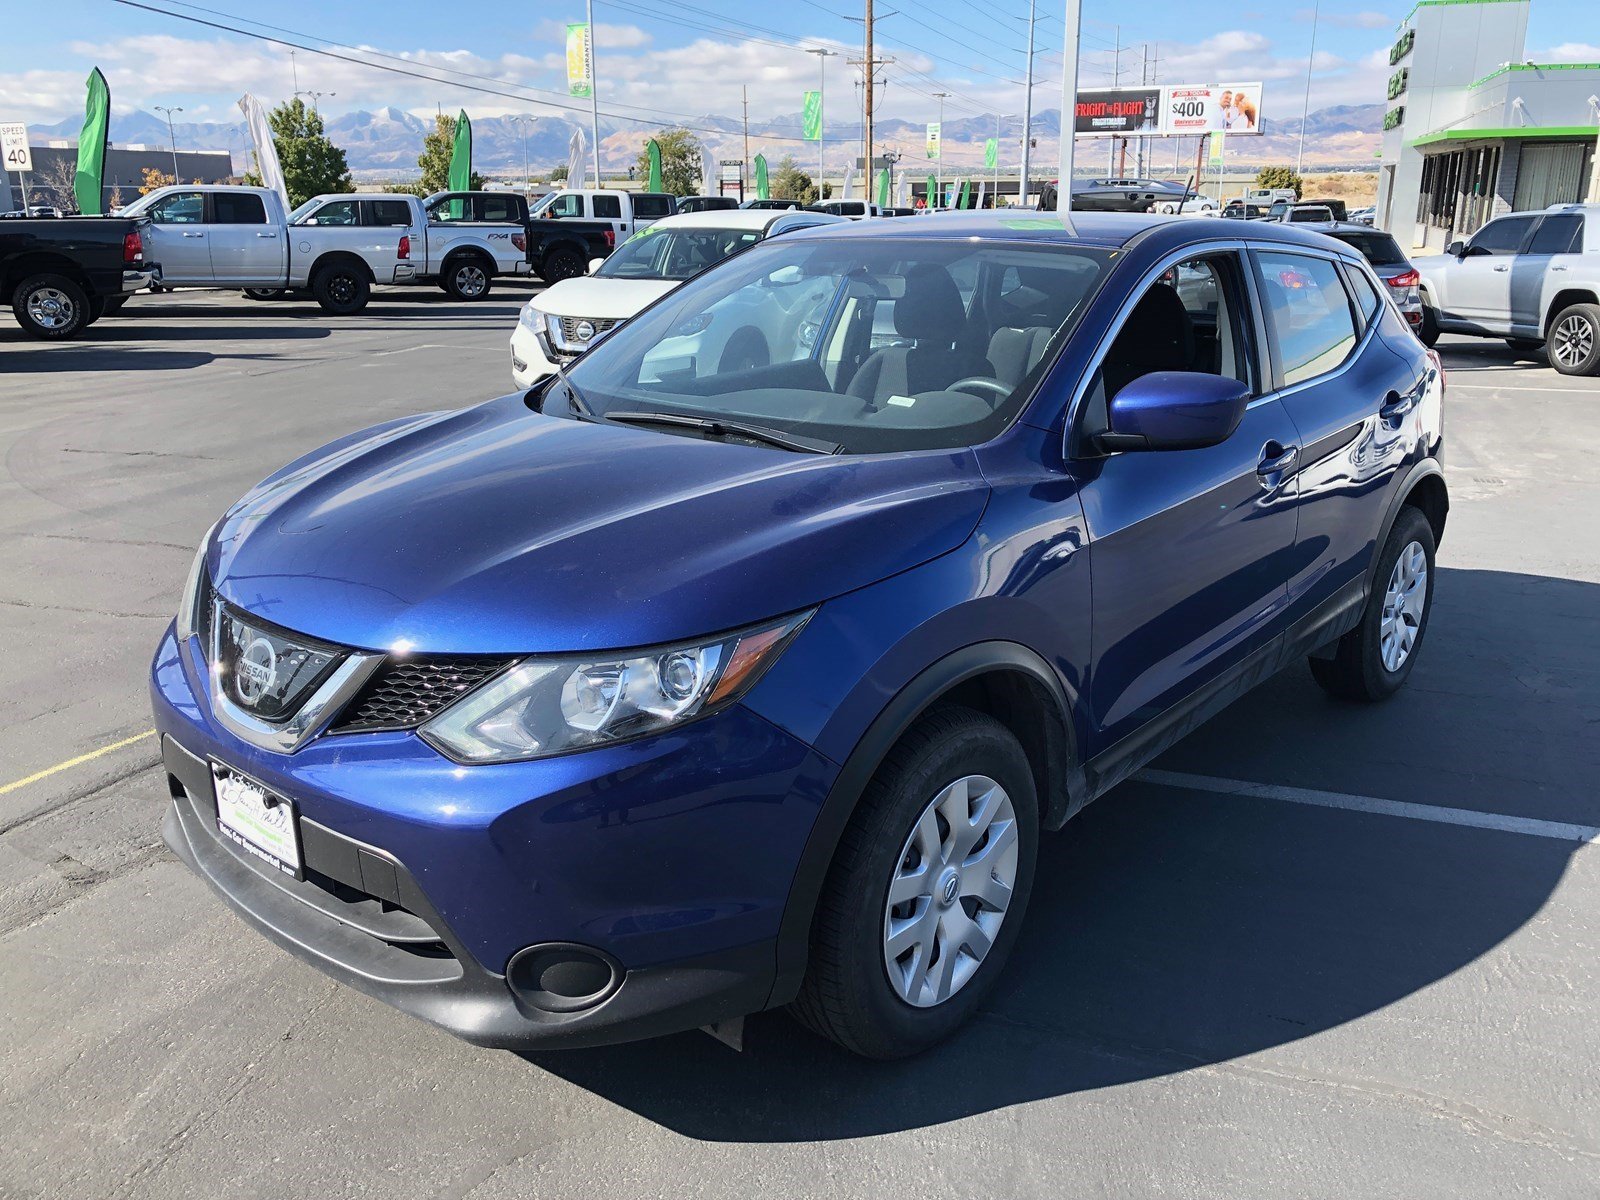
[1415,204,1600,375]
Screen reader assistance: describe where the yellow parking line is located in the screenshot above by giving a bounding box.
[0,730,157,797]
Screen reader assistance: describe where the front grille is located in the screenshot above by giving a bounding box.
[329,656,516,733]
[557,315,619,342]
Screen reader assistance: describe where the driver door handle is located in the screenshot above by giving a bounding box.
[181,231,205,238]
[1257,443,1299,476]
[1492,264,1509,272]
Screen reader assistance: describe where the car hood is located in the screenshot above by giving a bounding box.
[532,277,679,321]
[210,394,988,654]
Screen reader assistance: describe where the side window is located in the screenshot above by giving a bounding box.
[1347,266,1383,326]
[366,200,413,226]
[1528,214,1583,255]
[1254,251,1359,387]
[308,199,359,226]
[1466,216,1534,256]
[147,191,205,224]
[428,195,470,223]
[633,194,672,219]
[477,194,518,222]
[592,194,622,220]
[545,193,583,219]
[212,193,267,224]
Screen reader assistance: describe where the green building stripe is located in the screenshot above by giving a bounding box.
[1468,62,1600,90]
[1411,125,1600,147]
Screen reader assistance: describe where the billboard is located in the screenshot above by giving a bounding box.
[1074,83,1264,137]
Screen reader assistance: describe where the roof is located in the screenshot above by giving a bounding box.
[646,208,819,233]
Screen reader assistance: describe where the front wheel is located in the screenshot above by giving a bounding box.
[1547,303,1600,376]
[1309,506,1436,702]
[791,707,1039,1059]
[311,264,370,315]
[442,257,493,300]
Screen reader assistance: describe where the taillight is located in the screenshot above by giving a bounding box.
[512,232,527,252]
[604,229,615,249]
[398,235,411,260]
[123,230,142,263]
[1387,269,1420,289]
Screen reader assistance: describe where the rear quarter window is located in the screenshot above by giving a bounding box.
[1254,251,1360,386]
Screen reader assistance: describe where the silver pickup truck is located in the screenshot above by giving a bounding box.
[1415,203,1600,376]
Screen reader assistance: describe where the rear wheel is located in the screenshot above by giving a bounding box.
[791,707,1039,1059]
[442,256,493,300]
[1547,303,1600,376]
[311,263,370,315]
[1309,506,1435,702]
[1418,303,1441,348]
[541,248,585,284]
[12,273,90,340]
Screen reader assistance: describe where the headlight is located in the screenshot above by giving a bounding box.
[518,302,542,331]
[174,520,218,641]
[543,311,564,342]
[420,612,812,764]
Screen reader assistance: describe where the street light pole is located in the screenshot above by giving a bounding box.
[1296,0,1320,177]
[155,106,183,182]
[585,0,601,182]
[932,92,949,209]
[509,116,533,191]
[807,48,838,200]
[1018,0,1035,207]
[295,90,336,115]
[1059,0,1082,214]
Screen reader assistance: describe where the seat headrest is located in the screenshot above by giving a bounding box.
[894,264,966,342]
[1119,282,1194,366]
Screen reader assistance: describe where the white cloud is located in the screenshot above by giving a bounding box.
[1542,42,1600,62]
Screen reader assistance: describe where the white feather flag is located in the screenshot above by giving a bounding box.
[238,93,289,210]
[567,128,588,191]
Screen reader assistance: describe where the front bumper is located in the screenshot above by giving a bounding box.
[151,625,835,1048]
[509,322,564,388]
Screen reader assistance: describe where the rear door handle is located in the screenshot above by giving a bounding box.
[256,231,277,238]
[181,231,205,238]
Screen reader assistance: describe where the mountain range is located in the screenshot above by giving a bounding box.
[27,102,1383,179]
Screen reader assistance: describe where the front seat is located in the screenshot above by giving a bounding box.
[1100,282,1195,399]
[848,264,989,405]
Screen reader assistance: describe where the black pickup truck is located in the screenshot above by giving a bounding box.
[1,214,158,339]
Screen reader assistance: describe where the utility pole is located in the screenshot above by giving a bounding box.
[932,92,949,210]
[864,0,874,195]
[586,0,601,182]
[1019,0,1035,207]
[1137,45,1148,176]
[1109,26,1120,176]
[742,85,750,194]
[510,116,533,191]
[155,105,183,182]
[1059,0,1081,212]
[807,48,837,199]
[1296,0,1320,176]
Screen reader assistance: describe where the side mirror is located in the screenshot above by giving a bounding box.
[1445,240,1465,258]
[1101,372,1250,452]
[588,257,605,275]
[303,217,319,226]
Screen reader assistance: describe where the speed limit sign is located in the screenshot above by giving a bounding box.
[1,123,33,173]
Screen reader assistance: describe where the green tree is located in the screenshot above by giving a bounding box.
[634,128,702,196]
[1255,166,1303,198]
[549,164,569,183]
[771,156,816,203]
[241,98,353,208]
[409,113,486,195]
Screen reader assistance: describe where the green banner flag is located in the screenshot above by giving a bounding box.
[74,68,110,215]
[566,24,593,98]
[984,138,998,171]
[448,111,472,219]
[802,91,822,142]
[646,139,663,192]
[754,154,769,200]
[925,122,941,159]
[876,168,890,207]
[926,174,937,209]
[958,179,971,209]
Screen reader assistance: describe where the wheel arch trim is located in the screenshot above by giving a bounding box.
[1370,458,1448,597]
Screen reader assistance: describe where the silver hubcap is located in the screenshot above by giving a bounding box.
[882,774,1018,1008]
[457,265,487,296]
[1380,540,1428,672]
[27,287,76,330]
[1553,315,1594,369]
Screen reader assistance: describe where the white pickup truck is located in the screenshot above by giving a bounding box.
[119,186,531,312]
[1416,203,1600,376]
[530,189,676,241]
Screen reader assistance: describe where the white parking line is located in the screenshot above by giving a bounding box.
[1447,384,1585,394]
[1136,768,1600,847]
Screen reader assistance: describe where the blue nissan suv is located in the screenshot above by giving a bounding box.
[153,213,1446,1059]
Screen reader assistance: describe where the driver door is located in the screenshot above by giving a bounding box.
[141,190,213,284]
[1447,215,1535,327]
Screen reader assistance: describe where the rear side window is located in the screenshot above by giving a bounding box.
[477,195,519,222]
[1347,266,1383,325]
[212,193,267,224]
[1332,231,1405,266]
[1254,251,1359,387]
[592,194,622,219]
[633,194,673,219]
[1528,214,1583,255]
[1467,216,1535,256]
[366,200,413,226]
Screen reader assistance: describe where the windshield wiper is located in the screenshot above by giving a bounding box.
[532,334,595,420]
[605,410,842,455]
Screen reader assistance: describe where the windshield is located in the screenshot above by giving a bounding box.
[553,235,1115,454]
[287,198,319,224]
[596,225,764,281]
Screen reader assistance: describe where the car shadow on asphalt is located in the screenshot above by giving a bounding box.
[521,567,1593,1140]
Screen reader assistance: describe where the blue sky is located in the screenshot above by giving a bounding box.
[4,0,1598,136]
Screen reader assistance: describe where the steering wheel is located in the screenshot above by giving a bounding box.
[948,376,1012,402]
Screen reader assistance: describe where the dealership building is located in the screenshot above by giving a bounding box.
[3,144,235,212]
[1377,0,1600,249]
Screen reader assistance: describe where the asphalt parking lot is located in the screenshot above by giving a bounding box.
[2,289,1597,1198]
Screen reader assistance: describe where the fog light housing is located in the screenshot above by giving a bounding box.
[506,943,622,1013]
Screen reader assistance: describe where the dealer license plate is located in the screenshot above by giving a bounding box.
[212,763,302,877]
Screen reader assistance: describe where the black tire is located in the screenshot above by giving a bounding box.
[1418,303,1441,348]
[1505,337,1544,354]
[84,295,106,326]
[311,263,370,315]
[1546,302,1600,376]
[442,256,493,300]
[540,248,585,284]
[12,273,91,340]
[243,288,287,301]
[1309,506,1436,702]
[791,706,1039,1059]
[717,327,770,374]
